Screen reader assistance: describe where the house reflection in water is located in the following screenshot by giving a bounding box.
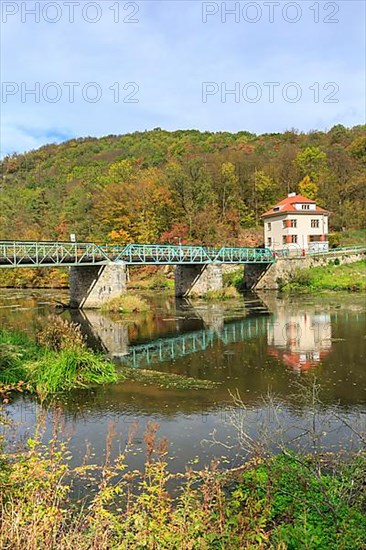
[267,311,332,372]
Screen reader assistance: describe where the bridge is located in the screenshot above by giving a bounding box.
[0,240,363,308]
[0,240,274,308]
[0,241,274,267]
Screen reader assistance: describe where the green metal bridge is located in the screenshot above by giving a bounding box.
[0,241,275,268]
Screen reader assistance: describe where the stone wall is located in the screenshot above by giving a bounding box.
[245,252,365,291]
[174,264,223,297]
[69,263,127,309]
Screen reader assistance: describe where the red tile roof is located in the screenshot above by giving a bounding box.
[261,194,329,218]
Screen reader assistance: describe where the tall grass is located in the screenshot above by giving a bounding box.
[102,294,150,313]
[27,348,118,395]
[0,330,37,384]
[0,321,118,397]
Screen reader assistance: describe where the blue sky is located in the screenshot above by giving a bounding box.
[0,0,365,156]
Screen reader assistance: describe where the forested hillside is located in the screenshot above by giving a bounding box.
[1,125,365,246]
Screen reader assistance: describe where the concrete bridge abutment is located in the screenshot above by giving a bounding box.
[174,264,223,297]
[69,263,127,309]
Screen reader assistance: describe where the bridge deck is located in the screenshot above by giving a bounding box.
[0,241,275,267]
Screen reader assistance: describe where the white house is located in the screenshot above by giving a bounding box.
[262,193,329,252]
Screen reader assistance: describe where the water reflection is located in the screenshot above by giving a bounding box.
[267,310,332,372]
[1,289,365,470]
[71,298,332,373]
[73,305,269,368]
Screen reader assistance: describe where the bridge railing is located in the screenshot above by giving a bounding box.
[0,241,275,267]
[0,241,110,267]
[274,245,366,259]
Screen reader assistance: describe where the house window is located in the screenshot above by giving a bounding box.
[282,220,287,229]
[267,237,272,247]
[291,235,298,243]
[309,235,322,242]
[282,235,287,245]
[301,204,310,210]
[311,219,319,228]
[267,222,271,231]
[290,219,297,228]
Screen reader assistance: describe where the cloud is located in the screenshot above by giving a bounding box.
[1,0,365,156]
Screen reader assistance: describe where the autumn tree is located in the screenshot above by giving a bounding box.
[298,176,318,201]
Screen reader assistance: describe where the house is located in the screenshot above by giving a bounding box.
[262,193,329,252]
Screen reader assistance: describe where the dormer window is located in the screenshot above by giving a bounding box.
[273,207,280,212]
[301,204,310,210]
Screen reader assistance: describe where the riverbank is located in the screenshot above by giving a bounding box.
[282,260,366,292]
[0,410,365,550]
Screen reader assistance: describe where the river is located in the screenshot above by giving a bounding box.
[1,289,365,475]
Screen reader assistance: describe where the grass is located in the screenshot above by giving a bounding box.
[200,287,240,301]
[101,294,150,313]
[329,228,366,248]
[0,330,38,385]
[118,366,219,390]
[283,260,366,292]
[27,348,118,395]
[0,326,118,397]
[0,413,365,550]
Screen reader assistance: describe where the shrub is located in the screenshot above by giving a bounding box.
[146,272,171,290]
[102,294,150,313]
[36,316,85,351]
[223,268,245,291]
[291,269,312,286]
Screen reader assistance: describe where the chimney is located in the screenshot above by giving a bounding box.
[288,192,296,197]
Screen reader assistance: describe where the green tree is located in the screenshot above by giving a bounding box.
[295,146,327,182]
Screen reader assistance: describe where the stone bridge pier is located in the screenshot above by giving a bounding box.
[69,263,127,309]
[174,264,223,297]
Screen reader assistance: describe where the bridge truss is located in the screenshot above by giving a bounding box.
[0,241,275,268]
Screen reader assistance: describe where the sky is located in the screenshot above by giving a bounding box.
[0,0,365,156]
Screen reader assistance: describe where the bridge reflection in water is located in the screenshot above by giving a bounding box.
[123,317,267,368]
[70,297,333,372]
[71,304,269,369]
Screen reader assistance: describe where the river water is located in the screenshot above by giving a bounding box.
[1,289,365,473]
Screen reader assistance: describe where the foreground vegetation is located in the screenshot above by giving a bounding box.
[282,260,366,292]
[0,409,365,549]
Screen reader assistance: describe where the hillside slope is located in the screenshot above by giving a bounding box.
[1,125,365,246]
